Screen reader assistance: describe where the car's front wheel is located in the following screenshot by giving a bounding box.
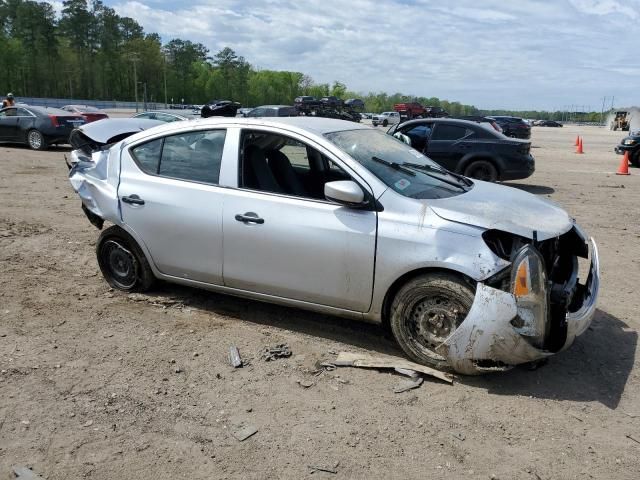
[463,160,498,182]
[390,272,475,370]
[27,129,46,150]
[382,119,388,127]
[96,226,155,292]
[631,150,640,168]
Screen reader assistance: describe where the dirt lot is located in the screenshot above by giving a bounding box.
[1,124,639,479]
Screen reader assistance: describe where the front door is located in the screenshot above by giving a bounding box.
[118,128,229,284]
[222,129,377,312]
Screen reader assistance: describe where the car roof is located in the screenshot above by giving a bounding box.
[121,116,369,145]
[21,105,76,116]
[253,105,294,109]
[397,118,483,128]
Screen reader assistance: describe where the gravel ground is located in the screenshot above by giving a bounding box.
[0,124,638,479]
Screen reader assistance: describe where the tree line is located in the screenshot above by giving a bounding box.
[0,0,603,120]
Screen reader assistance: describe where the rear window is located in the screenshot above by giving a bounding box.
[130,129,226,184]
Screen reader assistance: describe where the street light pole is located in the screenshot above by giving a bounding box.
[163,54,168,109]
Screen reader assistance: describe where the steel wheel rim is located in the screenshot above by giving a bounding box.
[28,131,42,149]
[407,295,467,360]
[102,240,137,289]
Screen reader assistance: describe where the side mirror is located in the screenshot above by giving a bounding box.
[324,180,366,207]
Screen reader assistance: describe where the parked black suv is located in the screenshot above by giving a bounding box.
[491,116,531,139]
[388,118,535,182]
[614,130,640,167]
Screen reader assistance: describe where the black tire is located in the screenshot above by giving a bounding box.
[630,150,640,168]
[27,129,46,150]
[96,225,155,292]
[390,272,475,369]
[382,119,388,127]
[463,160,498,182]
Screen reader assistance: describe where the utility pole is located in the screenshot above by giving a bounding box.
[163,53,168,109]
[129,54,140,112]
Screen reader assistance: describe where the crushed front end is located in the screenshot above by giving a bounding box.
[437,225,600,374]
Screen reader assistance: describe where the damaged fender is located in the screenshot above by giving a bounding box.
[437,238,600,374]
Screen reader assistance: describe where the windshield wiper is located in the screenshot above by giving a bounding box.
[402,162,473,187]
[371,156,416,176]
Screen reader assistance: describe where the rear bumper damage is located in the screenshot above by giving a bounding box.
[437,238,599,374]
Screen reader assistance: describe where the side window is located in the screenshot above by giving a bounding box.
[240,130,351,200]
[16,108,32,116]
[4,108,17,117]
[156,113,179,122]
[431,124,469,141]
[130,138,163,174]
[159,130,226,184]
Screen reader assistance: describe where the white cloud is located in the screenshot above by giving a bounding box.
[105,0,640,109]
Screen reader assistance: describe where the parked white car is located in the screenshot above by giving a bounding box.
[372,111,400,127]
[68,117,599,374]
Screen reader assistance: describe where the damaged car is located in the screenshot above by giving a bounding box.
[68,117,599,374]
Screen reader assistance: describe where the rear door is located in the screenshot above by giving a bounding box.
[426,123,472,171]
[118,128,230,284]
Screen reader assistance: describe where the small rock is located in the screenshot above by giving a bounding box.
[175,368,183,374]
[21,420,30,425]
[192,352,199,357]
[83,420,93,427]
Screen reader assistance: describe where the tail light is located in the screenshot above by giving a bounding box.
[49,115,60,127]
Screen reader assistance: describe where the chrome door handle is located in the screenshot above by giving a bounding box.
[235,213,264,224]
[122,194,145,205]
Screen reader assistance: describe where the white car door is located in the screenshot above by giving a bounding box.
[118,128,230,284]
[221,128,377,312]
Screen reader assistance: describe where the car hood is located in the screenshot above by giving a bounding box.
[428,180,573,241]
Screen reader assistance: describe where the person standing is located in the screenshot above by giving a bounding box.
[2,92,16,108]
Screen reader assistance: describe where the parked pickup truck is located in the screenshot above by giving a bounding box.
[372,111,401,127]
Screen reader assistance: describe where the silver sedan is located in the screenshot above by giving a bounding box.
[68,117,599,374]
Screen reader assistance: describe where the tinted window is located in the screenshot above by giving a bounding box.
[325,129,469,199]
[156,113,181,122]
[159,130,226,184]
[432,124,468,141]
[16,108,33,116]
[0,108,17,117]
[135,113,153,119]
[131,138,163,174]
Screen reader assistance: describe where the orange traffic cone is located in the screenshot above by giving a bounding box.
[576,137,584,154]
[616,151,631,175]
[575,135,580,146]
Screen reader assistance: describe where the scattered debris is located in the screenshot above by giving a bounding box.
[313,361,337,376]
[12,466,44,479]
[232,424,258,442]
[261,344,292,361]
[228,346,243,368]
[308,462,339,474]
[450,432,466,441]
[334,352,453,384]
[393,377,423,393]
[82,420,93,427]
[297,379,315,389]
[568,412,584,422]
[626,433,640,445]
[394,367,420,378]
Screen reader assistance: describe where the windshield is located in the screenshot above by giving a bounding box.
[325,129,471,199]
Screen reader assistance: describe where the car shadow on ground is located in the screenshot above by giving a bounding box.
[149,283,402,356]
[0,144,72,153]
[504,182,555,195]
[142,286,635,408]
[459,309,637,409]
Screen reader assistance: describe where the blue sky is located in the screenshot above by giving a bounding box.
[52,0,639,110]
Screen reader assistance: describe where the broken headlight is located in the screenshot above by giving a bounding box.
[510,245,548,349]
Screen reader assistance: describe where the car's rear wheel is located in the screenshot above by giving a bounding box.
[27,129,46,150]
[96,226,155,292]
[631,150,640,168]
[463,160,498,182]
[390,272,475,370]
